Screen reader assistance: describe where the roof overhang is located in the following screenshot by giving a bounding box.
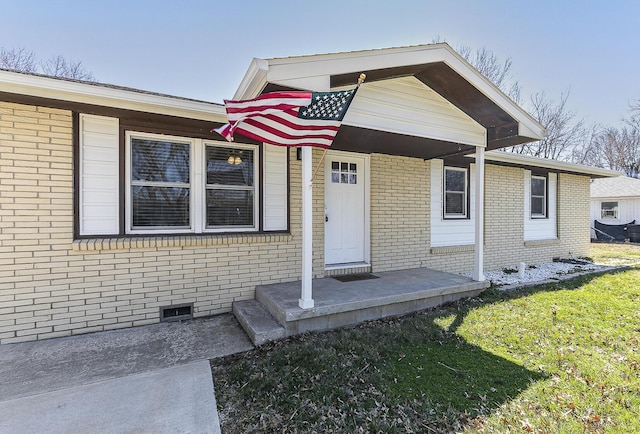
[468,150,623,178]
[0,68,227,122]
[233,44,546,159]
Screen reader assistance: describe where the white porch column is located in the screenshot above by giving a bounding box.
[299,146,315,309]
[473,146,486,282]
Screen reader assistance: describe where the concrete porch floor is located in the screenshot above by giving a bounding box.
[234,267,490,345]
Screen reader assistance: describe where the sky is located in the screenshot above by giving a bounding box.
[1,0,639,127]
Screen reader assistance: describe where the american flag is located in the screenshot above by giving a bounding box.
[215,88,357,148]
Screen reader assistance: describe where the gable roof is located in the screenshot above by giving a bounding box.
[591,176,640,198]
[233,43,546,159]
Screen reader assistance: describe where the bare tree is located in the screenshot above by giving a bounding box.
[510,91,586,160]
[0,47,37,72]
[0,46,94,81]
[457,45,522,103]
[572,103,640,177]
[41,54,95,81]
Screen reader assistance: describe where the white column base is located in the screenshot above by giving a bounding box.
[298,298,315,309]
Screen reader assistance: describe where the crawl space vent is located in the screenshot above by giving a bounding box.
[160,303,193,322]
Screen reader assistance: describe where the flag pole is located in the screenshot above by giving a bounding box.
[309,73,366,184]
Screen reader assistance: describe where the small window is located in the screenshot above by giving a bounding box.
[444,167,467,218]
[531,175,547,218]
[601,201,618,219]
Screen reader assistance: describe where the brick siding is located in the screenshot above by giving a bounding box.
[0,101,592,344]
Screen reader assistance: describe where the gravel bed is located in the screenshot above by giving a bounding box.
[465,260,609,286]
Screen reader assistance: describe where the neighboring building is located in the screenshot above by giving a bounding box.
[590,176,640,239]
[0,44,618,345]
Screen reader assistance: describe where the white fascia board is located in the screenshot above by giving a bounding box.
[0,69,227,122]
[255,44,546,141]
[469,150,623,178]
[232,58,269,100]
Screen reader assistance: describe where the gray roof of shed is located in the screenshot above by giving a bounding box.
[591,176,640,198]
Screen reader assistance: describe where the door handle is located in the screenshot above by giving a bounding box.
[325,215,329,222]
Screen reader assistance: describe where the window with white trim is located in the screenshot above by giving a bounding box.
[125,132,258,234]
[600,201,618,219]
[205,144,255,229]
[530,175,547,218]
[444,166,467,218]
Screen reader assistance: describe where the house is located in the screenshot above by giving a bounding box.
[0,44,619,345]
[590,176,640,240]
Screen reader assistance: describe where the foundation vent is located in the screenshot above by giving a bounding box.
[160,303,193,322]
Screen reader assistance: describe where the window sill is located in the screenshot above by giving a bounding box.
[430,244,475,254]
[523,238,559,247]
[73,232,291,252]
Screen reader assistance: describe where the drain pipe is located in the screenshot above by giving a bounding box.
[518,262,526,280]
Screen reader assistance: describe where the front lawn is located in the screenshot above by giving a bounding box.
[211,246,639,433]
[590,242,640,266]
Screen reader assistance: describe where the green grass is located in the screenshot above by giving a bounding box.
[590,242,640,266]
[211,245,640,433]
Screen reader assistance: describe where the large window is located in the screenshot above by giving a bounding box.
[444,167,467,218]
[530,175,547,218]
[130,137,191,229]
[601,201,618,219]
[126,132,258,234]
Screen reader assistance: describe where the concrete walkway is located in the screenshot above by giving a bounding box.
[0,314,254,433]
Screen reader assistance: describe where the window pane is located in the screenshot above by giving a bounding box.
[131,139,189,183]
[206,190,254,226]
[445,169,465,192]
[445,192,464,214]
[206,146,254,186]
[531,177,545,196]
[601,201,618,218]
[531,197,544,215]
[132,186,189,227]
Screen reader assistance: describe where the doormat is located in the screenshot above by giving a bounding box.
[332,273,379,283]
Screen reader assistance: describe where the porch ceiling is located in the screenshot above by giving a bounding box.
[329,125,477,160]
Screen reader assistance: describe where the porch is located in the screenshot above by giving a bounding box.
[233,267,490,345]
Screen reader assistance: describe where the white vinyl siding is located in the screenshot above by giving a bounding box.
[342,76,486,147]
[262,144,288,231]
[430,159,475,247]
[79,114,120,235]
[524,171,557,241]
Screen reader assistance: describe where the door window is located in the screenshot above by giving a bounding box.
[331,161,357,184]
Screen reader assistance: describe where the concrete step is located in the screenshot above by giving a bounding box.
[232,300,286,346]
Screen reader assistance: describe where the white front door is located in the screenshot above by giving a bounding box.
[324,152,367,265]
